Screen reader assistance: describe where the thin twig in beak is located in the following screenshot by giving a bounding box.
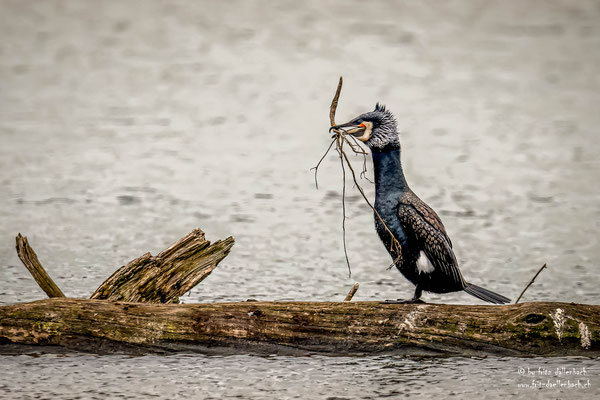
[312,76,403,278]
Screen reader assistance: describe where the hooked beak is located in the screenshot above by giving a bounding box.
[329,121,366,137]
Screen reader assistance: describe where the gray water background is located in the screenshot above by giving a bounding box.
[0,0,598,398]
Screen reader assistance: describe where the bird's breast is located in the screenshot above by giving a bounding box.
[373,196,407,247]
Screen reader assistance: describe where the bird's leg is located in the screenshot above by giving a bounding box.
[410,285,423,302]
[381,285,425,304]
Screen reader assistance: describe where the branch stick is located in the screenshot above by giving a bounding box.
[337,136,352,277]
[515,264,547,304]
[344,282,360,301]
[15,234,65,298]
[329,76,343,127]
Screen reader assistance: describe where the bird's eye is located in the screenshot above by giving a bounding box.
[356,119,363,124]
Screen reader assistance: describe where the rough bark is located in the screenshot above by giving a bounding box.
[90,229,234,303]
[0,298,597,357]
[15,234,65,298]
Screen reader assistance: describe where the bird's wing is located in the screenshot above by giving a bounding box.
[402,193,452,248]
[397,202,464,286]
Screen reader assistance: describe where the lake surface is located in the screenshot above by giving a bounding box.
[0,0,598,398]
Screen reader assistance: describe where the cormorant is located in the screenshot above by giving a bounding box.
[330,103,510,304]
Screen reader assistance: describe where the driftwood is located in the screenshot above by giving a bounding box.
[15,229,234,304]
[0,298,597,356]
[4,228,599,357]
[90,229,234,303]
[15,234,65,298]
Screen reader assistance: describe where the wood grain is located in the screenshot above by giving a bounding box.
[90,229,234,303]
[15,234,65,298]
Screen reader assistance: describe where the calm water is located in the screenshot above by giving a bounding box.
[0,0,598,398]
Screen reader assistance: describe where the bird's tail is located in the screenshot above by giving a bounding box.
[464,283,510,304]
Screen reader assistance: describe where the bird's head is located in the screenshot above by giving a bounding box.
[329,103,399,151]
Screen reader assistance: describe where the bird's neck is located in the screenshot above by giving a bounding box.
[372,148,408,196]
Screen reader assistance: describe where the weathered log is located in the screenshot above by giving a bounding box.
[90,229,235,303]
[0,298,597,356]
[15,234,65,298]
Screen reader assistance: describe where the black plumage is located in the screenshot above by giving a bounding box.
[330,104,510,304]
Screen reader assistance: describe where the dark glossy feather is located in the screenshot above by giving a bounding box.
[397,197,465,289]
